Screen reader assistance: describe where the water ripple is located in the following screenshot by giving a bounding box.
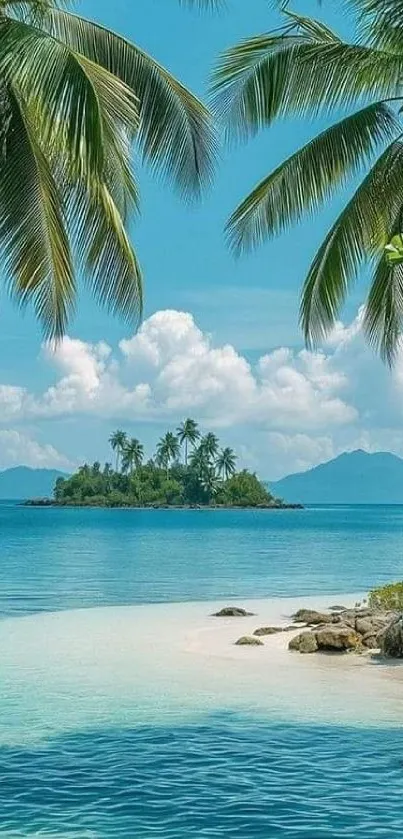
[0,718,402,838]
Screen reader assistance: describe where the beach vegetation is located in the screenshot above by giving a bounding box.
[368,581,403,611]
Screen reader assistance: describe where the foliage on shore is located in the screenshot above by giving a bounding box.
[369,582,403,612]
[53,420,283,508]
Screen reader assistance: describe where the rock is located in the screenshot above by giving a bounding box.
[361,633,378,649]
[315,627,361,652]
[328,605,348,612]
[292,609,330,625]
[253,626,283,637]
[213,606,254,617]
[235,636,263,646]
[355,618,374,635]
[378,614,403,657]
[288,631,318,653]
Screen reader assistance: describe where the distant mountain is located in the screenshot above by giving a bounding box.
[270,450,403,505]
[0,467,68,500]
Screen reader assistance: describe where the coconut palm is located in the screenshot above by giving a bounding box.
[216,447,237,480]
[0,0,215,339]
[212,0,403,363]
[200,432,220,462]
[109,430,127,472]
[122,438,144,475]
[156,432,180,477]
[177,418,200,465]
[200,467,221,502]
[189,444,210,477]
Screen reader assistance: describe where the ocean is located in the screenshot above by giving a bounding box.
[1,503,403,837]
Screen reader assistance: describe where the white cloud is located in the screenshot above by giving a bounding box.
[3,307,403,478]
[0,430,72,470]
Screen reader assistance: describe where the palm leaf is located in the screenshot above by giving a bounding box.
[227,102,398,253]
[364,256,403,364]
[0,85,74,338]
[44,8,216,198]
[300,140,403,347]
[0,17,139,185]
[212,28,403,137]
[70,182,143,326]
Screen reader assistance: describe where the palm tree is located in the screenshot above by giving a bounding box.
[156,432,180,477]
[177,418,200,465]
[200,467,221,502]
[216,447,237,480]
[212,0,403,363]
[122,438,144,475]
[0,0,215,339]
[109,430,127,472]
[200,432,220,462]
[189,443,210,477]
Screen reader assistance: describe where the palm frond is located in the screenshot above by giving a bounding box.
[0,17,139,185]
[70,182,143,326]
[227,102,397,253]
[300,140,403,347]
[178,0,225,8]
[44,8,216,198]
[0,85,75,339]
[212,27,403,138]
[364,256,403,364]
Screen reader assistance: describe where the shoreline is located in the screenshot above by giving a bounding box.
[1,593,403,743]
[23,499,303,510]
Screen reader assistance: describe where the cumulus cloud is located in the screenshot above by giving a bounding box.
[15,309,358,432]
[2,307,403,477]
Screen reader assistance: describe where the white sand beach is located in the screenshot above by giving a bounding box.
[1,594,402,745]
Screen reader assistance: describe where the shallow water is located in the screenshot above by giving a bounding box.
[1,504,403,615]
[1,504,403,837]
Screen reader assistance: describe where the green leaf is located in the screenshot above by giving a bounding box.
[227,102,398,253]
[45,8,217,199]
[212,29,403,138]
[364,256,403,364]
[0,17,139,186]
[0,85,75,339]
[300,140,403,348]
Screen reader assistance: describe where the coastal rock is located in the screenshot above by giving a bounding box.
[328,605,348,612]
[235,636,263,646]
[213,607,254,617]
[355,617,374,635]
[253,626,284,637]
[292,609,329,625]
[361,632,378,649]
[289,631,318,654]
[378,614,403,657]
[315,627,361,652]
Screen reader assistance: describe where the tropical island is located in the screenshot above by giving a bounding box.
[27,419,300,509]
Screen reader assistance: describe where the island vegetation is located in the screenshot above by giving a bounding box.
[41,419,297,509]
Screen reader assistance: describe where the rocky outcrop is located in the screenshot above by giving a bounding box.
[289,604,400,655]
[235,636,263,646]
[253,626,284,637]
[213,606,254,617]
[377,614,403,657]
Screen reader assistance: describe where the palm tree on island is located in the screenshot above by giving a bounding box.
[122,438,144,476]
[200,433,220,463]
[0,0,214,338]
[109,431,128,472]
[177,419,200,466]
[216,448,237,481]
[156,432,181,477]
[212,0,403,363]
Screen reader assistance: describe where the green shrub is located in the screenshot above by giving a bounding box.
[368,582,403,611]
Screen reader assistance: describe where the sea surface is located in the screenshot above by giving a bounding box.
[1,503,403,837]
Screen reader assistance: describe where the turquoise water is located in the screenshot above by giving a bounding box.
[1,504,403,837]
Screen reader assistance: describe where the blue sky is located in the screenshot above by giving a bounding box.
[1,0,403,480]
